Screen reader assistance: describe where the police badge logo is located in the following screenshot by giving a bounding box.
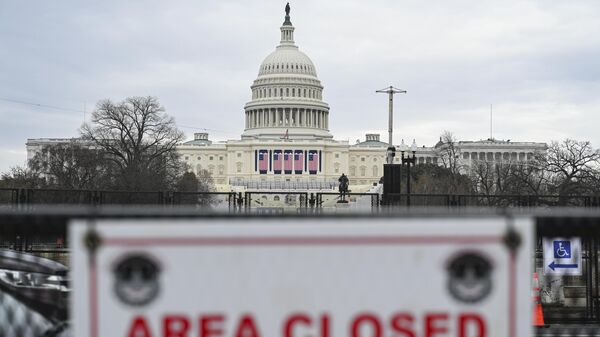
[113,254,161,307]
[447,252,493,304]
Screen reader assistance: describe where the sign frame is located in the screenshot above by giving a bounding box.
[71,216,533,337]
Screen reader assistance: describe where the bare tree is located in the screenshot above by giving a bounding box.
[436,131,466,191]
[0,166,46,189]
[411,163,471,195]
[437,131,462,175]
[539,139,600,196]
[27,140,108,189]
[508,160,551,195]
[81,96,185,191]
[469,160,496,196]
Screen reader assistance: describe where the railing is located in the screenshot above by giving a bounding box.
[314,192,380,210]
[2,188,600,211]
[244,191,309,210]
[383,193,600,208]
[0,188,238,209]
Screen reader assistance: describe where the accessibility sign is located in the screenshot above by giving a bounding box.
[71,216,533,337]
[543,237,582,276]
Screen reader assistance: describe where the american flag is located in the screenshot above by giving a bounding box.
[308,151,318,173]
[258,150,268,172]
[284,151,293,172]
[273,151,282,172]
[294,151,303,173]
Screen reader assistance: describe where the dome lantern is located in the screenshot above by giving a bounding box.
[280,3,295,45]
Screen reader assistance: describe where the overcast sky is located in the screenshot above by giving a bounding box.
[1,0,599,173]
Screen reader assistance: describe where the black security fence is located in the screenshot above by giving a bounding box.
[3,188,600,213]
[314,192,380,210]
[244,191,309,210]
[0,188,238,209]
[383,193,600,208]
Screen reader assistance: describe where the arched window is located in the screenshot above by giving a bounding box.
[372,166,378,177]
[303,88,307,97]
[292,88,295,97]
[286,88,289,96]
[360,166,366,177]
[280,88,283,96]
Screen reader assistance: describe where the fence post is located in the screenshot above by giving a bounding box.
[244,193,250,211]
[309,193,315,208]
[236,192,243,211]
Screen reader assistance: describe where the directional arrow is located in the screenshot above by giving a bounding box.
[548,261,578,271]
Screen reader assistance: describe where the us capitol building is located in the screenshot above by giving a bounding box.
[27,5,547,191]
[175,6,545,190]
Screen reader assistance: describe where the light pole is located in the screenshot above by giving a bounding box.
[400,139,418,207]
[376,86,407,164]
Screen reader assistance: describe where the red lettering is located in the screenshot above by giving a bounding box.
[320,314,331,337]
[390,313,415,337]
[201,315,225,337]
[425,313,448,337]
[284,314,312,337]
[351,313,382,337]
[163,316,190,337]
[458,314,486,337]
[127,316,153,337]
[235,315,261,337]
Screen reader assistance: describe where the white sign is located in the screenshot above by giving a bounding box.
[543,237,582,276]
[71,217,533,337]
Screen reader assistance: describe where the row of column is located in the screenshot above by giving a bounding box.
[464,152,533,161]
[245,108,328,129]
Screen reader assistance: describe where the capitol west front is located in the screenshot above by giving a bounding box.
[27,6,546,191]
[175,7,545,191]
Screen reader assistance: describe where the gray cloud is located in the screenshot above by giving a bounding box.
[1,0,599,172]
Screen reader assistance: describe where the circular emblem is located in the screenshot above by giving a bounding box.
[113,254,161,307]
[447,252,492,304]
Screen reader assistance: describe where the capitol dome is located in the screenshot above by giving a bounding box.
[258,48,318,77]
[242,5,331,140]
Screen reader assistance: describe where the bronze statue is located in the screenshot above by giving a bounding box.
[285,3,290,16]
[338,173,350,203]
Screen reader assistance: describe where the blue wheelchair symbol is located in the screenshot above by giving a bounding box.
[554,241,571,259]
